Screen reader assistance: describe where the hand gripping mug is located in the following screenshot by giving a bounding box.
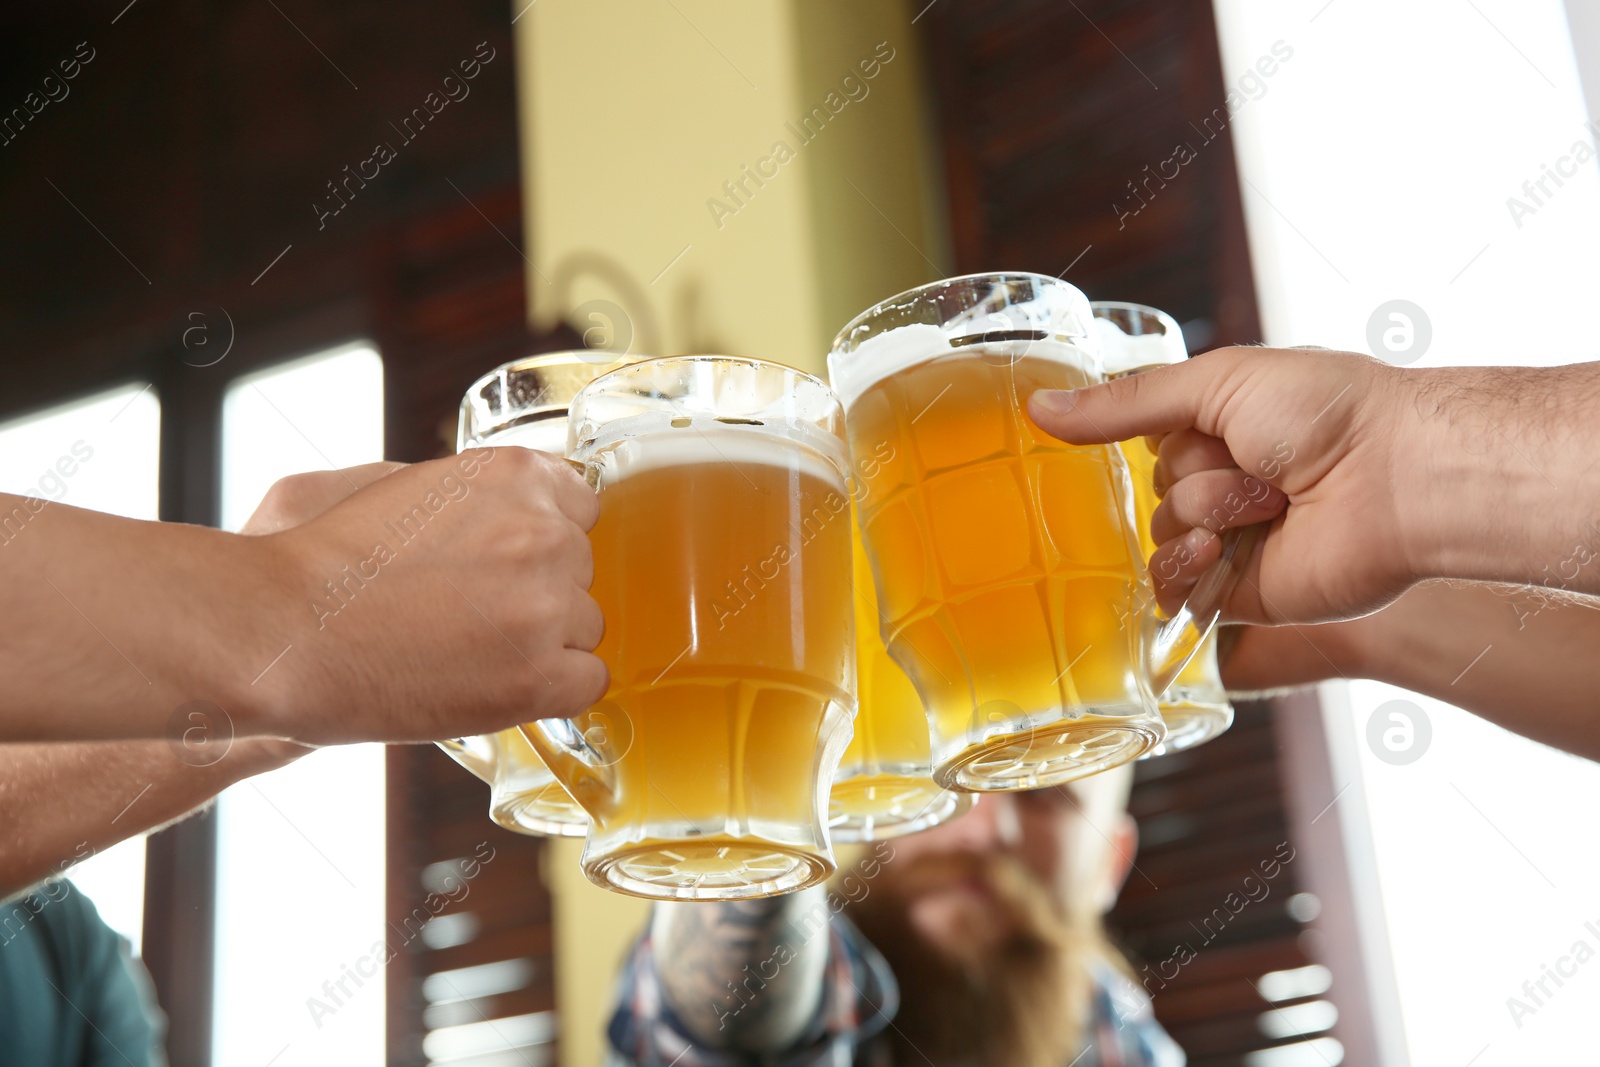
[828,273,1252,792]
[521,356,858,900]
[439,350,636,836]
[1092,301,1235,756]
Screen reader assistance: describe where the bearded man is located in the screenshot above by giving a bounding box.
[604,764,1182,1066]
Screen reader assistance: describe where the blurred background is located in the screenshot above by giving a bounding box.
[2,1,1599,1065]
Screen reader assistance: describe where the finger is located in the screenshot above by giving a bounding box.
[1027,347,1246,445]
[542,650,611,717]
[1149,468,1286,545]
[1146,526,1222,613]
[553,517,595,589]
[564,588,605,653]
[1148,527,1277,621]
[1152,519,1281,624]
[496,447,600,530]
[1152,430,1236,497]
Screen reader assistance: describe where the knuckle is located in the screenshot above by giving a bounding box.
[514,588,564,629]
[571,539,596,588]
[568,483,601,527]
[1107,371,1145,407]
[1206,345,1255,373]
[264,471,313,504]
[495,445,544,477]
[520,513,570,558]
[256,472,332,523]
[1163,480,1204,524]
[497,512,565,562]
[576,598,605,651]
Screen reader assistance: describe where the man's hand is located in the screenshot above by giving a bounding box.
[240,462,405,536]
[230,462,405,757]
[241,448,607,746]
[1029,347,1600,625]
[0,463,396,896]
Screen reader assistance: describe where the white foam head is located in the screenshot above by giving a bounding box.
[829,326,1100,409]
[828,276,1100,408]
[473,417,569,455]
[1091,304,1187,376]
[573,411,849,489]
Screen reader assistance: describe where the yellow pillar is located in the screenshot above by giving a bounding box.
[515,3,948,1060]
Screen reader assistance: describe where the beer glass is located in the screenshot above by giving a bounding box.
[829,507,974,842]
[523,356,857,900]
[1092,302,1234,755]
[829,273,1249,792]
[439,351,634,836]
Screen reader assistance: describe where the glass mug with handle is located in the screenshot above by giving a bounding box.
[1092,301,1235,756]
[522,356,858,900]
[829,504,974,842]
[439,351,636,836]
[828,273,1253,792]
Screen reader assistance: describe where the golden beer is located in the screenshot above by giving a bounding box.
[830,514,973,841]
[839,343,1163,791]
[1121,436,1234,752]
[1095,300,1234,755]
[526,357,856,900]
[442,351,637,836]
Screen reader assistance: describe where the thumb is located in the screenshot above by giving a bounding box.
[1026,348,1245,445]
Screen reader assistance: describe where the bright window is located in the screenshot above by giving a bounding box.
[1214,1,1600,1063]
[213,342,387,1067]
[0,382,161,956]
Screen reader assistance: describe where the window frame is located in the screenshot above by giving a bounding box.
[0,302,379,1065]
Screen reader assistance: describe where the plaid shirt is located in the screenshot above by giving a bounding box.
[606,913,1184,1067]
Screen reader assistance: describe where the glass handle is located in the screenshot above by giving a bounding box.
[520,718,618,816]
[1145,523,1261,695]
[436,736,497,784]
[517,455,613,812]
[1103,359,1258,696]
[563,455,600,489]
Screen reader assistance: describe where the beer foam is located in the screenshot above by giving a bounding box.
[830,281,1098,407]
[1095,318,1186,376]
[476,417,569,454]
[574,411,850,489]
[829,325,1097,409]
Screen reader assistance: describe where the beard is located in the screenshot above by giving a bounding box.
[848,850,1105,1067]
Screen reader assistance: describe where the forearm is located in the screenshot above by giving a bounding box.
[651,889,831,1051]
[0,738,305,898]
[0,496,289,741]
[1341,581,1600,758]
[1401,362,1600,593]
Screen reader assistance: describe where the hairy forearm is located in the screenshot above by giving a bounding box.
[1401,362,1600,593]
[0,739,305,898]
[651,889,832,1051]
[0,496,289,741]
[1344,580,1600,759]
